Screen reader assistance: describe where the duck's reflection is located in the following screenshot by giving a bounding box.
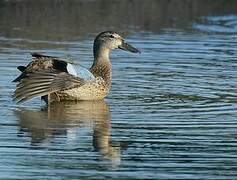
[15,101,120,166]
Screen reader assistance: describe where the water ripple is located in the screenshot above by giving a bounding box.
[1,16,237,179]
[193,15,237,34]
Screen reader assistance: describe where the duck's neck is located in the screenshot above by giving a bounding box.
[90,46,112,87]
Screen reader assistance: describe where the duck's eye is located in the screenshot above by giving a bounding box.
[109,35,115,38]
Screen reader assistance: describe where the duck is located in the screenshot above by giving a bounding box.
[12,31,140,104]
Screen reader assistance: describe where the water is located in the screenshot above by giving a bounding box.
[1,0,237,179]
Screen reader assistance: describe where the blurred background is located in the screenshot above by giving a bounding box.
[1,0,237,40]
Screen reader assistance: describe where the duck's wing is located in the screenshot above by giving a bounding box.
[12,53,68,82]
[12,53,96,103]
[13,52,95,82]
[67,63,95,80]
[13,70,86,103]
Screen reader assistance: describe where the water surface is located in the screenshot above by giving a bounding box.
[1,0,237,179]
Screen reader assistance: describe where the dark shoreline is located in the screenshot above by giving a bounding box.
[0,0,237,40]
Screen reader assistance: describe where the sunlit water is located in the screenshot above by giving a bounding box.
[1,15,237,179]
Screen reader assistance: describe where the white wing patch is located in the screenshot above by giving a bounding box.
[67,63,95,80]
[67,63,77,76]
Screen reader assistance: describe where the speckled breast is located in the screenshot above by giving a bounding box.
[56,79,110,101]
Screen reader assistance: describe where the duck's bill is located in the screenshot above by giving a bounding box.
[118,42,141,53]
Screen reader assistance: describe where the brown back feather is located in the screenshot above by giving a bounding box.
[13,70,85,103]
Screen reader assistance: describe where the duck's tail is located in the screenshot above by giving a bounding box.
[12,66,27,82]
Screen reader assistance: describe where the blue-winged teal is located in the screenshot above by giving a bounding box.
[12,31,140,103]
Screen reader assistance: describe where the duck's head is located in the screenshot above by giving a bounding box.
[93,31,140,55]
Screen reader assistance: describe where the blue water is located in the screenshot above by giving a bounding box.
[1,7,237,180]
